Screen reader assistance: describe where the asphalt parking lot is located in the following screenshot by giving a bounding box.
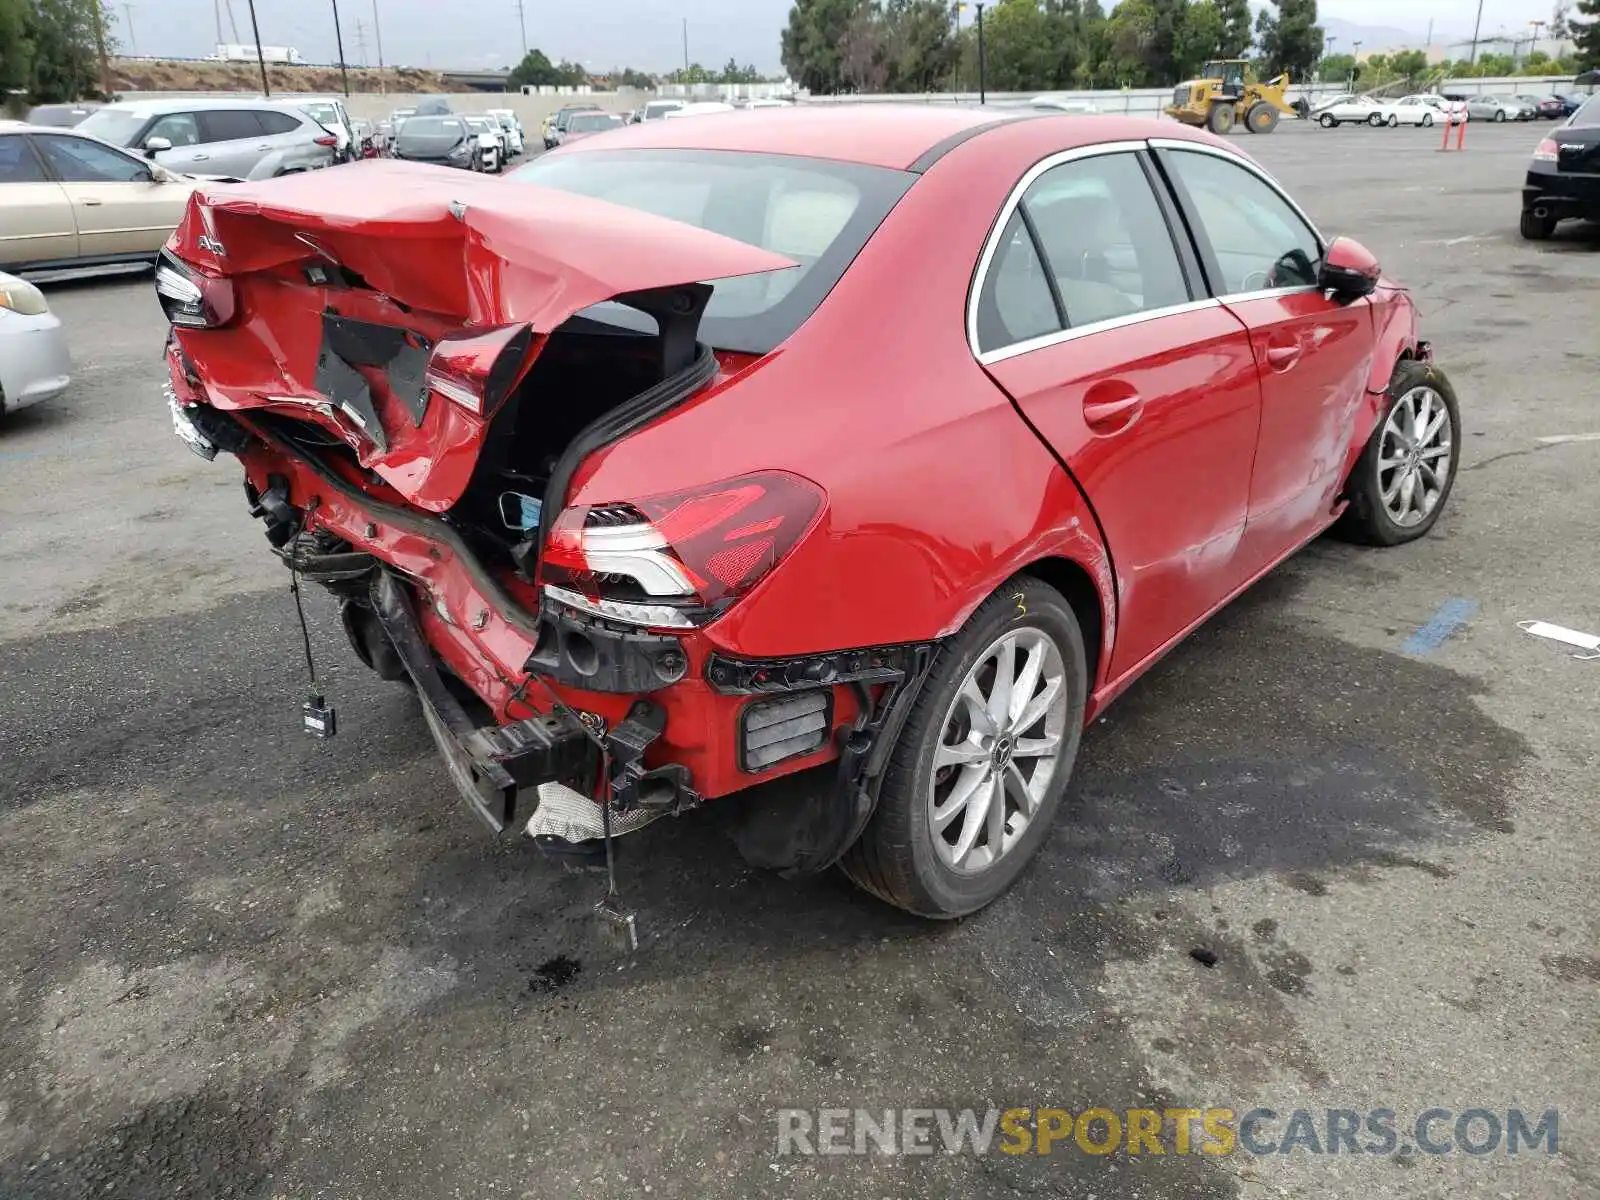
[1,118,1597,1199]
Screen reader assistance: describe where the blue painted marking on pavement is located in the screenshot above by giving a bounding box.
[1401,597,1478,655]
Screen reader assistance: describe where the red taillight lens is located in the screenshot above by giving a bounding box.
[154,250,235,328]
[541,471,825,628]
[1532,138,1560,163]
[314,134,339,146]
[424,324,535,417]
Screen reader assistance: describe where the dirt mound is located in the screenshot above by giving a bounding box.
[112,59,449,95]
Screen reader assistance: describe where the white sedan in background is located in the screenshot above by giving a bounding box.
[1397,94,1465,124]
[1315,96,1433,127]
[0,272,70,420]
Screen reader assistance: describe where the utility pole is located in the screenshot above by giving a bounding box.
[975,2,986,105]
[1349,40,1361,89]
[122,3,136,54]
[214,0,223,45]
[330,0,351,96]
[224,0,240,43]
[91,0,113,98]
[1527,18,1545,61]
[245,0,269,96]
[514,0,527,57]
[371,0,384,68]
[354,18,367,66]
[682,17,689,73]
[1469,0,1485,65]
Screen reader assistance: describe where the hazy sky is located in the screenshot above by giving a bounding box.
[123,0,1574,74]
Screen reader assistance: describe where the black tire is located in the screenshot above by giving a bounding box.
[838,577,1088,918]
[1206,102,1236,134]
[1386,114,1399,127]
[1335,359,1461,547]
[1422,113,1434,127]
[1520,210,1557,240]
[1320,113,1338,128]
[1244,101,1279,134]
[1368,112,1384,127]
[1494,109,1507,122]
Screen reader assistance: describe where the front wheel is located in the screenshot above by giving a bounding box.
[1320,113,1337,128]
[1387,114,1399,127]
[1422,113,1434,127]
[838,578,1088,918]
[1494,109,1507,122]
[1336,360,1461,546]
[1369,112,1384,127]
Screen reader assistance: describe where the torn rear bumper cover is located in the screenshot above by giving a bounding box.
[370,570,597,834]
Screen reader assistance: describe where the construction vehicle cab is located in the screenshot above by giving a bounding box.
[1165,60,1298,135]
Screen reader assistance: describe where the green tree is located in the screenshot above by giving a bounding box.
[1387,47,1427,81]
[1216,0,1252,56]
[1575,0,1600,67]
[1318,51,1355,83]
[1174,0,1226,78]
[614,67,655,89]
[881,0,957,92]
[0,0,35,97]
[509,48,563,88]
[782,0,864,93]
[1254,0,1323,80]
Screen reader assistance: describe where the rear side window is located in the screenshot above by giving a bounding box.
[1161,149,1321,294]
[974,150,1191,354]
[199,110,265,142]
[145,113,201,147]
[1575,96,1600,127]
[257,111,303,135]
[0,135,47,183]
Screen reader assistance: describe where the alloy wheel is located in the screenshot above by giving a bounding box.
[1378,385,1454,528]
[928,628,1069,875]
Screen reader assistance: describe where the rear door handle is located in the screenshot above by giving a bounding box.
[190,153,209,161]
[1083,393,1144,431]
[1265,345,1301,371]
[80,197,103,206]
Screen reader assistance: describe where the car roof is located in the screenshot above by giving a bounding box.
[557,105,1188,171]
[95,97,308,114]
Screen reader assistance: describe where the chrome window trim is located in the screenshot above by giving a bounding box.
[1145,138,1328,302]
[965,139,1149,359]
[975,297,1222,366]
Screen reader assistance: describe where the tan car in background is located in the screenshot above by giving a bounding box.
[0,121,198,273]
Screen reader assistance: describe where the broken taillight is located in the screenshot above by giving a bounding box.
[154,250,236,329]
[541,471,825,629]
[424,324,535,417]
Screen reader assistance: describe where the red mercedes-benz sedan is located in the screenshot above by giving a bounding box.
[158,106,1459,918]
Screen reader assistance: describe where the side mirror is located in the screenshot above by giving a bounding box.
[143,135,172,157]
[1318,235,1381,301]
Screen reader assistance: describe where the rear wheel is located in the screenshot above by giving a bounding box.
[1319,113,1338,128]
[1386,114,1399,127]
[1520,210,1557,240]
[1368,112,1384,127]
[1422,113,1435,127]
[1206,102,1236,134]
[838,578,1088,918]
[1245,101,1280,134]
[1336,360,1460,546]
[1494,109,1507,122]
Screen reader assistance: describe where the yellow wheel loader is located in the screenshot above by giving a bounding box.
[1163,60,1299,134]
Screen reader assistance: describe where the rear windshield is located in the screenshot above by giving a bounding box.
[395,116,465,149]
[1574,95,1600,127]
[507,149,914,354]
[76,107,150,147]
[567,113,622,132]
[300,102,342,126]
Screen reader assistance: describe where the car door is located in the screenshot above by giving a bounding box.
[195,109,269,176]
[1155,143,1375,576]
[974,146,1265,679]
[31,133,190,258]
[254,109,321,173]
[0,133,76,266]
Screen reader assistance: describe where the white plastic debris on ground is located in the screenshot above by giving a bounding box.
[1518,620,1600,660]
[524,781,663,842]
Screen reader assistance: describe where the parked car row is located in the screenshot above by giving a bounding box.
[1310,91,1587,128]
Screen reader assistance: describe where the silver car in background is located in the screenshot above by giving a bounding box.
[76,98,338,180]
[1465,94,1535,122]
[0,272,70,420]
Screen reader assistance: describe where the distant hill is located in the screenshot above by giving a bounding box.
[111,59,449,95]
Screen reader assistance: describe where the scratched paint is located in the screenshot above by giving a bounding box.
[1401,598,1478,655]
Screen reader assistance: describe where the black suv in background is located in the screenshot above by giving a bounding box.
[1521,94,1600,240]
